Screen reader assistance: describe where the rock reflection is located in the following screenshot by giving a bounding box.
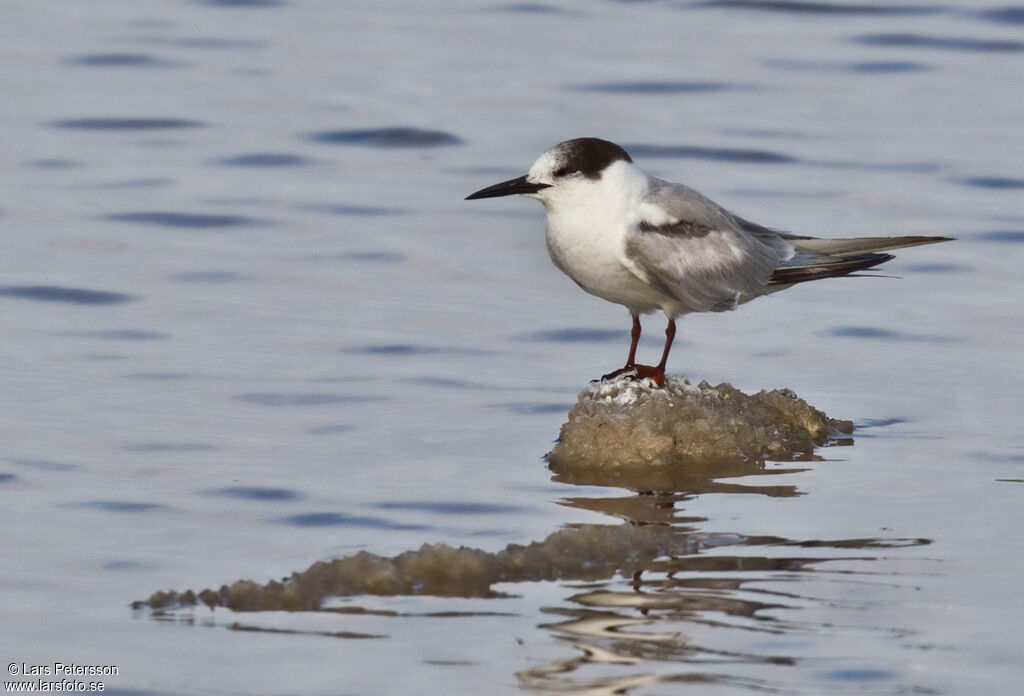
[137,376,933,694]
[518,534,929,694]
[525,397,931,695]
[142,525,704,609]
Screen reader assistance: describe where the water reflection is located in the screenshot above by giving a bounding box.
[64,53,183,68]
[140,425,934,693]
[305,127,463,148]
[569,81,736,94]
[687,1,942,16]
[106,211,261,228]
[137,383,939,694]
[0,285,133,305]
[214,152,314,167]
[522,429,936,694]
[52,117,203,130]
[853,32,1024,52]
[554,454,810,498]
[622,143,798,164]
[516,527,931,694]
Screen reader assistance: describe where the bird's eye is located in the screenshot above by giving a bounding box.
[553,167,577,178]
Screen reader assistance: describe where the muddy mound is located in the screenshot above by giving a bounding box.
[548,376,852,488]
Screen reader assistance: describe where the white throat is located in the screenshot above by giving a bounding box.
[539,162,671,314]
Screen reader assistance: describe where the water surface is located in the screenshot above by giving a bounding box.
[1,1,1022,694]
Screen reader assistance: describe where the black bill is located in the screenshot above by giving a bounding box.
[465,174,550,200]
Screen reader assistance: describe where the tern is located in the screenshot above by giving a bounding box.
[466,137,950,386]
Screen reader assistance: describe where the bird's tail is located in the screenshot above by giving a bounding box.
[769,235,951,286]
[786,234,952,257]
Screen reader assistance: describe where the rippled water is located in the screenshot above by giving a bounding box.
[2,1,1022,694]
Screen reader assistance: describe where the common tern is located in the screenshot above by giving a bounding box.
[466,137,950,386]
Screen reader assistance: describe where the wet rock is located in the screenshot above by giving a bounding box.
[548,376,852,487]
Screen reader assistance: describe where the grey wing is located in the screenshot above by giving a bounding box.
[625,179,792,313]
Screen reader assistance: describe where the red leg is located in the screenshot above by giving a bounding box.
[657,318,676,372]
[626,313,641,368]
[601,313,642,381]
[632,318,675,387]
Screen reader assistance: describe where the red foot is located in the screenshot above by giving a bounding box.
[631,364,665,387]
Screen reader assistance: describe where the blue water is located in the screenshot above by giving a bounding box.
[1,1,1022,694]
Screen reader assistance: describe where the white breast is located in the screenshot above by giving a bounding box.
[541,163,675,314]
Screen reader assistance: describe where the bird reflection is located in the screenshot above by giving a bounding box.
[139,422,932,696]
[519,433,932,695]
[555,456,813,526]
[518,539,928,695]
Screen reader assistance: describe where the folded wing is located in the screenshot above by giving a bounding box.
[629,179,952,309]
[624,179,790,312]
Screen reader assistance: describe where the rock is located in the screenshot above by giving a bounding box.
[548,375,852,489]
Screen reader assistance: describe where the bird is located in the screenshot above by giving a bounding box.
[465,137,950,387]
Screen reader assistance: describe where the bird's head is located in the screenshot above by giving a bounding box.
[465,137,635,210]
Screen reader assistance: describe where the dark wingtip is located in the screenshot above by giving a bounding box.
[770,252,896,285]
